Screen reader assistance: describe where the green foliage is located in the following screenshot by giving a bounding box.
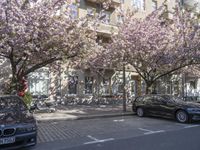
[23,92,32,108]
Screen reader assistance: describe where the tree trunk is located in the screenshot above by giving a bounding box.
[10,74,23,93]
[145,86,150,94]
[152,82,157,94]
[145,82,153,94]
[9,60,24,94]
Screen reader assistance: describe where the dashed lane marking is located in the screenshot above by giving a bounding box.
[87,135,99,141]
[113,119,125,122]
[138,128,165,135]
[184,125,200,129]
[138,128,153,132]
[84,135,114,145]
[175,123,200,129]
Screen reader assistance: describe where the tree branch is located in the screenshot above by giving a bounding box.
[24,57,62,76]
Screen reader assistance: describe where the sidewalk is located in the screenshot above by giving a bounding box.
[34,104,134,122]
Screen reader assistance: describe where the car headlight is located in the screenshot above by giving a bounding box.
[187,108,200,113]
[17,125,37,133]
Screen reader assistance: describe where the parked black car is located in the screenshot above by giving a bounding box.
[132,94,200,123]
[0,95,37,150]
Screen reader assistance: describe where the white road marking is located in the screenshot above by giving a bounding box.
[144,130,165,135]
[184,125,200,129]
[85,135,114,145]
[84,138,114,145]
[175,123,200,129]
[138,128,154,132]
[138,128,165,135]
[113,119,124,122]
[87,135,99,141]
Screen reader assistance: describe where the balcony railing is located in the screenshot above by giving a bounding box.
[86,0,121,8]
[96,23,118,37]
[183,0,200,10]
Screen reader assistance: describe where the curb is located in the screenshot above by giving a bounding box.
[36,112,135,123]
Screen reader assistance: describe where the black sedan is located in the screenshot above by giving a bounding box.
[132,94,200,123]
[0,95,37,150]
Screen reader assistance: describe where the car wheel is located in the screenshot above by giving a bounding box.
[136,107,144,117]
[176,110,188,123]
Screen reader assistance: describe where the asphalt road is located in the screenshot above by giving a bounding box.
[66,125,200,150]
[33,115,200,150]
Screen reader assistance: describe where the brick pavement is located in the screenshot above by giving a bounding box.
[35,104,134,144]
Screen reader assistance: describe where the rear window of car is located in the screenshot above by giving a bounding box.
[135,97,143,102]
[160,95,182,103]
[135,96,152,102]
[0,96,27,111]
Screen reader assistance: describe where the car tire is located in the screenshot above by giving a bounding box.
[136,107,144,117]
[176,110,188,123]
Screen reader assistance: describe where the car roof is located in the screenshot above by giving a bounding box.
[136,94,173,99]
[0,95,21,99]
[139,94,172,97]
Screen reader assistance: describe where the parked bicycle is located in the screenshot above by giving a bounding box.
[31,95,57,113]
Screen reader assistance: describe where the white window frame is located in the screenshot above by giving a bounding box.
[152,0,157,11]
[85,76,93,95]
[130,80,136,97]
[68,75,78,95]
[132,0,145,11]
[99,11,111,24]
[102,78,110,95]
[28,69,50,96]
[87,7,96,17]
[117,15,124,24]
[69,4,78,19]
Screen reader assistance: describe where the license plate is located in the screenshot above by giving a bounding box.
[0,137,15,145]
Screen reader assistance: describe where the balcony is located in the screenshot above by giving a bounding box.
[183,0,200,11]
[96,23,118,37]
[86,0,121,8]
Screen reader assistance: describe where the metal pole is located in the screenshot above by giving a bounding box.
[123,63,126,112]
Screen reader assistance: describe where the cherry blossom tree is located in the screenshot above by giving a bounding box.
[92,4,200,94]
[0,0,97,94]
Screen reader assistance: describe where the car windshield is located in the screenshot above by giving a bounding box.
[161,95,181,102]
[0,96,27,111]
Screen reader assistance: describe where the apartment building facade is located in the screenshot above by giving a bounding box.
[1,0,199,102]
[27,0,172,102]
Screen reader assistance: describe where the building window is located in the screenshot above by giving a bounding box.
[178,0,184,7]
[190,80,197,89]
[117,15,124,23]
[68,76,78,94]
[131,80,136,96]
[117,82,123,94]
[173,81,179,96]
[166,83,171,95]
[141,80,146,95]
[99,11,110,24]
[132,0,145,10]
[28,69,49,96]
[69,4,78,19]
[87,7,95,16]
[85,77,93,94]
[152,0,157,11]
[102,78,110,95]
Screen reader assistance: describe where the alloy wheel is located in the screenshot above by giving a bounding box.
[136,107,144,117]
[176,110,188,123]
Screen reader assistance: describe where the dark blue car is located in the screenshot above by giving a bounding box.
[132,94,200,123]
[0,95,37,150]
